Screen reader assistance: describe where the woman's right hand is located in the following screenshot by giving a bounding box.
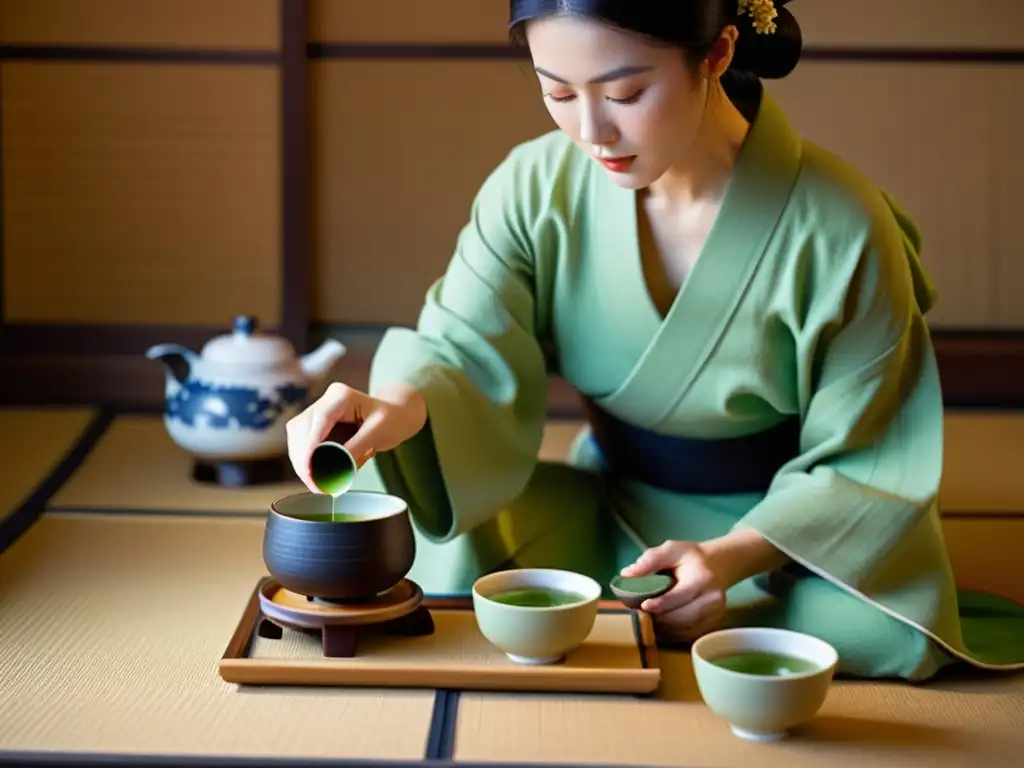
[285,380,427,493]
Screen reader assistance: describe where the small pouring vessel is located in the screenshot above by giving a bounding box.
[310,441,358,497]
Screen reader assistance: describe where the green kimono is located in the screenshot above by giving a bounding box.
[351,87,1024,681]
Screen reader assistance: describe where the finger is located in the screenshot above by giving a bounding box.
[288,384,357,492]
[641,558,716,613]
[651,589,723,629]
[620,540,685,577]
[641,578,704,614]
[306,383,357,442]
[324,420,360,446]
[342,410,386,467]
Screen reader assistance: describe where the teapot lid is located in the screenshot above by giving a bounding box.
[200,316,296,368]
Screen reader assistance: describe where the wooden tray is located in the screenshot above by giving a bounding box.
[219,577,662,694]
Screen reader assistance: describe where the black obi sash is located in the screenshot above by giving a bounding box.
[580,397,802,495]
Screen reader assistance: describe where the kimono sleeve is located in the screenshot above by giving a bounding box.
[736,193,948,591]
[366,150,550,542]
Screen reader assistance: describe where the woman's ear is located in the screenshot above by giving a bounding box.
[705,25,738,79]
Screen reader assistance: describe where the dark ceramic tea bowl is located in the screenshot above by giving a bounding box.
[263,490,415,601]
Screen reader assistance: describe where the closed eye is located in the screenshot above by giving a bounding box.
[608,89,645,105]
[545,89,646,105]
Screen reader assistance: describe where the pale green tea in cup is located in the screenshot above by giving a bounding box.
[691,627,838,743]
[472,568,601,665]
[487,586,588,608]
[708,650,821,676]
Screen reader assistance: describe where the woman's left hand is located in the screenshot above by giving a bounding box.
[618,540,728,642]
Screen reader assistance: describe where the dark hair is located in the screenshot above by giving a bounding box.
[508,0,803,81]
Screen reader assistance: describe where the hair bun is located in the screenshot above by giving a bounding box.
[730,3,802,79]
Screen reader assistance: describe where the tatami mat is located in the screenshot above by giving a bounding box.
[48,414,306,514]
[30,411,1024,596]
[48,414,584,514]
[45,412,1024,516]
[0,407,97,522]
[0,513,435,760]
[454,659,1024,767]
[470,415,1024,763]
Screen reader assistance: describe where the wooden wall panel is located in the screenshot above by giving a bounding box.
[942,518,1024,604]
[992,68,1024,327]
[309,0,508,43]
[765,64,998,328]
[306,3,1023,330]
[1,63,281,326]
[307,0,1024,48]
[310,60,553,325]
[0,0,279,49]
[796,0,1024,49]
[312,57,1014,328]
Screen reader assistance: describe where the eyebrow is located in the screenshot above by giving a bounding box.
[534,64,653,85]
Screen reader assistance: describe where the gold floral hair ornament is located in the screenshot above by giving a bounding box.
[738,0,778,34]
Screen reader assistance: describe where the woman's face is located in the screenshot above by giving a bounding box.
[524,15,727,189]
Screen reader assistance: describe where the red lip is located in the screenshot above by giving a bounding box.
[598,156,636,173]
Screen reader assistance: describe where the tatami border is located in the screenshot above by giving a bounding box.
[2,402,1023,766]
[0,403,639,768]
[39,405,1024,520]
[0,754,662,768]
[0,408,114,557]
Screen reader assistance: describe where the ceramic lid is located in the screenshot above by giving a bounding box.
[200,315,297,368]
[611,573,674,596]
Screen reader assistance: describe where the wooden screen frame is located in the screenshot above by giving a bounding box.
[0,0,309,409]
[0,9,1022,411]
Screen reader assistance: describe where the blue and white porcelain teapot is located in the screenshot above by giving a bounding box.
[146,316,346,463]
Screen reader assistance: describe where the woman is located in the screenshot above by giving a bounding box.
[287,0,1024,681]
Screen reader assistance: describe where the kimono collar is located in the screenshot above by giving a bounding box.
[729,86,803,208]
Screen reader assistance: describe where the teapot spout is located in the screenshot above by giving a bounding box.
[299,338,347,382]
[145,343,198,387]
